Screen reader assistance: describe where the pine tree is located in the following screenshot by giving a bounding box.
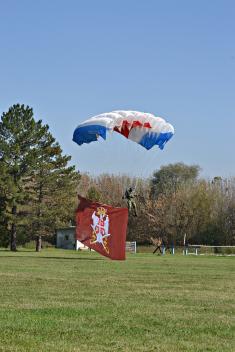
[27,129,80,251]
[0,104,80,251]
[0,162,9,247]
[0,104,50,250]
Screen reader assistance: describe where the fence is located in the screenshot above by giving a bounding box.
[186,245,235,256]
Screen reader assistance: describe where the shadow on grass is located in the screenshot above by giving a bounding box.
[0,255,103,261]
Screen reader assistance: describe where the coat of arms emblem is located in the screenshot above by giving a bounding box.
[90,207,111,253]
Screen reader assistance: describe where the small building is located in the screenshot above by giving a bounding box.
[56,226,89,250]
[56,227,76,249]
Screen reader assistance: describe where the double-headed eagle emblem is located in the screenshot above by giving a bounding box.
[90,207,111,253]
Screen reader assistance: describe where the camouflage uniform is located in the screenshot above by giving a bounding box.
[125,188,138,217]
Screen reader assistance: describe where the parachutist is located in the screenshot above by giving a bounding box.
[123,187,138,217]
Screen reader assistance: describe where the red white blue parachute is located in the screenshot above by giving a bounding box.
[73,110,174,150]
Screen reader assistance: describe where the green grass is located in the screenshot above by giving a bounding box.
[0,249,234,352]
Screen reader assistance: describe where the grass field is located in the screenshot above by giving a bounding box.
[0,249,234,352]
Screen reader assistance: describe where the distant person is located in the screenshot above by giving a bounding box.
[151,236,163,254]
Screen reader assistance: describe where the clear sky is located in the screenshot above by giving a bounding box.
[1,0,235,179]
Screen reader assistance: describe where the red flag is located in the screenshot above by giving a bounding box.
[75,196,128,260]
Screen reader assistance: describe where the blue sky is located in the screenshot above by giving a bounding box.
[1,0,235,179]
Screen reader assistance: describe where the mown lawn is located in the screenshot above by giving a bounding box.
[0,249,234,352]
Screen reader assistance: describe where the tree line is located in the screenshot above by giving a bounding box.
[78,167,235,246]
[1,105,235,250]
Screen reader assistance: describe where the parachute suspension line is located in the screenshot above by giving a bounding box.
[134,177,140,192]
[128,143,141,192]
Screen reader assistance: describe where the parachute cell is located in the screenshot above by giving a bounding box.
[73,111,174,150]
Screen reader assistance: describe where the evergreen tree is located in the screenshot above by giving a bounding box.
[0,162,9,247]
[0,104,50,250]
[0,104,80,251]
[27,130,80,251]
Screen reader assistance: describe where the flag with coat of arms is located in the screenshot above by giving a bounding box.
[75,196,128,260]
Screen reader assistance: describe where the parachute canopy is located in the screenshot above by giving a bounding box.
[73,110,174,150]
